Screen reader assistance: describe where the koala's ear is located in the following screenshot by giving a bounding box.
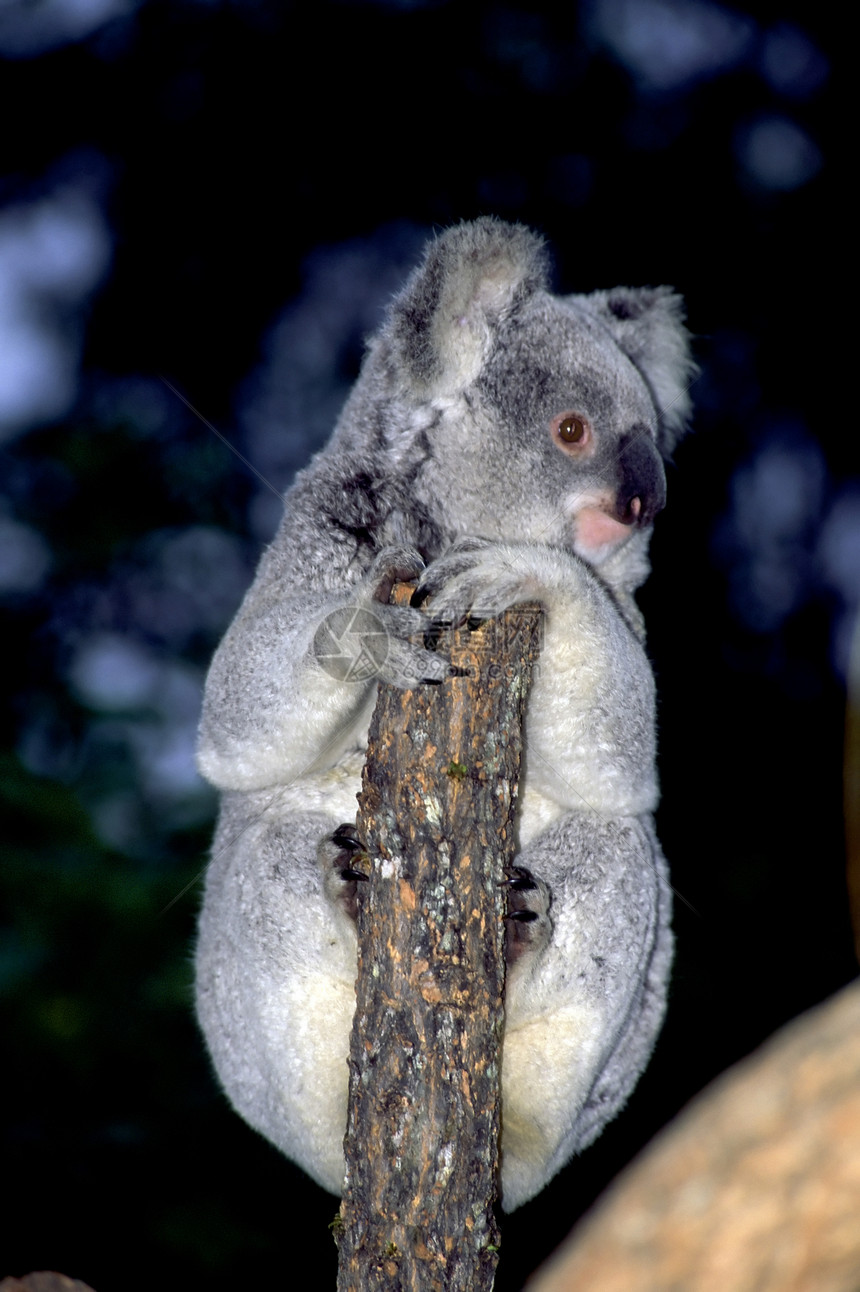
[586,286,697,456]
[385,217,549,396]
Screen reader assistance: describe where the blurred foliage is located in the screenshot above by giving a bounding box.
[1,0,855,1288]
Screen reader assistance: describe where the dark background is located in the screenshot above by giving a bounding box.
[1,1,855,1288]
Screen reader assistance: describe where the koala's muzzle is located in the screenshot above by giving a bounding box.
[612,430,666,527]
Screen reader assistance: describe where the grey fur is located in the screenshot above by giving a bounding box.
[194,217,694,1210]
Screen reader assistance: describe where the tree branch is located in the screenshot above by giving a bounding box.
[336,593,541,1292]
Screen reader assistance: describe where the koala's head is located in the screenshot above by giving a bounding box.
[343,218,695,577]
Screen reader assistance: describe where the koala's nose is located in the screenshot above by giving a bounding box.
[614,430,666,527]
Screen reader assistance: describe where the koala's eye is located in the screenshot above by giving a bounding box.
[559,415,587,443]
[551,412,592,453]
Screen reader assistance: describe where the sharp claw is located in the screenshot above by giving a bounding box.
[331,825,362,851]
[501,874,537,890]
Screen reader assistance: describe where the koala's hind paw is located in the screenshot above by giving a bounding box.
[504,867,551,964]
[319,823,369,922]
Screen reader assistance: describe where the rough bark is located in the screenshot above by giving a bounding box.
[336,592,542,1292]
[527,978,860,1292]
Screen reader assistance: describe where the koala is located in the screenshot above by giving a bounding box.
[194,217,694,1211]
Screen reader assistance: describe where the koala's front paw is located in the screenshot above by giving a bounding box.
[416,539,544,628]
[319,823,369,922]
[365,544,426,607]
[314,546,454,689]
[504,866,552,964]
[356,544,455,688]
